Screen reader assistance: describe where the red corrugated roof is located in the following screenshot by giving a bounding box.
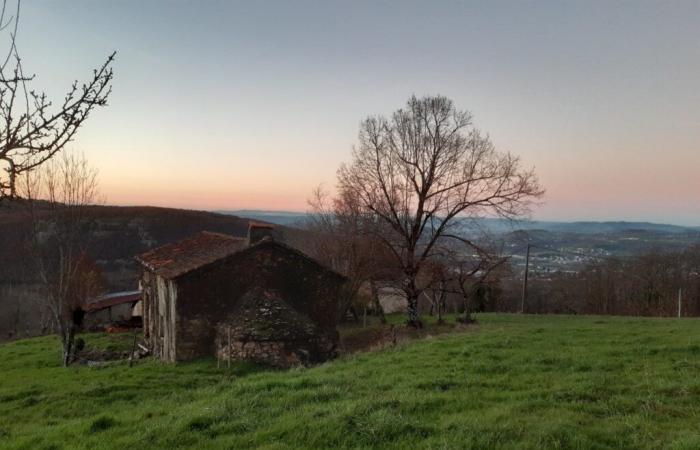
[135,231,248,279]
[85,291,141,312]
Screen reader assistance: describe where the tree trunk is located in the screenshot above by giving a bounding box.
[462,294,475,324]
[405,267,423,328]
[370,281,387,324]
[406,294,423,328]
[61,325,75,367]
[436,286,446,325]
[349,306,360,323]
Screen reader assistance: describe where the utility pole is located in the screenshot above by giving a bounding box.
[520,244,530,313]
[678,288,683,318]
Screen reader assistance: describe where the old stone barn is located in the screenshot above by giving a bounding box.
[135,224,346,366]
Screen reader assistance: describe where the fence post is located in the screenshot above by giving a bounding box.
[128,331,138,368]
[520,244,531,313]
[227,326,231,369]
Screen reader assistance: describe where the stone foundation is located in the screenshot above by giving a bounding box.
[216,334,336,368]
[214,288,338,368]
[218,340,294,367]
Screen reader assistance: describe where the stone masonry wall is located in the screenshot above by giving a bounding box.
[216,340,302,368]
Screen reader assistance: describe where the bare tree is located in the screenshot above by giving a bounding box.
[422,259,449,324]
[419,236,507,324]
[338,95,543,327]
[451,249,508,323]
[302,186,396,322]
[20,152,103,366]
[0,0,114,200]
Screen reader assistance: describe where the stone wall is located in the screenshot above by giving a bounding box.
[213,288,337,368]
[215,335,336,368]
[176,316,215,361]
[216,340,300,368]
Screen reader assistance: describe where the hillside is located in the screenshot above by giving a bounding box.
[2,314,700,449]
[477,219,699,235]
[0,203,286,340]
[0,203,264,285]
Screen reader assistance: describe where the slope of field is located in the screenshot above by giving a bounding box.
[2,314,700,449]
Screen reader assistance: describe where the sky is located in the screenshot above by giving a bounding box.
[9,0,700,225]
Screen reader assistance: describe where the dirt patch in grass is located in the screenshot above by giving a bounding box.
[76,347,131,363]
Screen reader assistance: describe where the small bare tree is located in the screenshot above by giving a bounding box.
[338,95,543,327]
[0,0,114,200]
[424,261,449,324]
[419,236,507,324]
[303,186,396,322]
[450,246,508,323]
[20,152,103,366]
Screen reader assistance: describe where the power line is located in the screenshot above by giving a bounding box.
[520,243,530,313]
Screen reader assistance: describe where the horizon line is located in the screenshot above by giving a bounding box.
[91,202,700,228]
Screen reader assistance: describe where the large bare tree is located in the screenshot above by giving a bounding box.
[338,95,543,327]
[0,0,114,200]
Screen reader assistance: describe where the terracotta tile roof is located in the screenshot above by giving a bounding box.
[135,231,248,279]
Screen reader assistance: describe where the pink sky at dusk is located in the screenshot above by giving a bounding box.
[12,1,700,225]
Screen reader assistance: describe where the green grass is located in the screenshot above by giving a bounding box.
[2,314,700,449]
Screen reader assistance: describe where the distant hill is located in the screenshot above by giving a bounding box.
[216,210,700,273]
[218,209,699,235]
[467,219,699,235]
[217,210,308,227]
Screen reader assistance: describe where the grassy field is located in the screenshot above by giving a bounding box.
[2,314,700,449]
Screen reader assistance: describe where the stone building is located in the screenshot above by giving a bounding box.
[135,223,346,365]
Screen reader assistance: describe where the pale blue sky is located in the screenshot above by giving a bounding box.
[11,1,700,225]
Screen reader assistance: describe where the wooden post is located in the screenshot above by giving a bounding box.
[520,244,530,313]
[678,288,683,318]
[227,326,231,369]
[217,337,220,369]
[128,331,138,368]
